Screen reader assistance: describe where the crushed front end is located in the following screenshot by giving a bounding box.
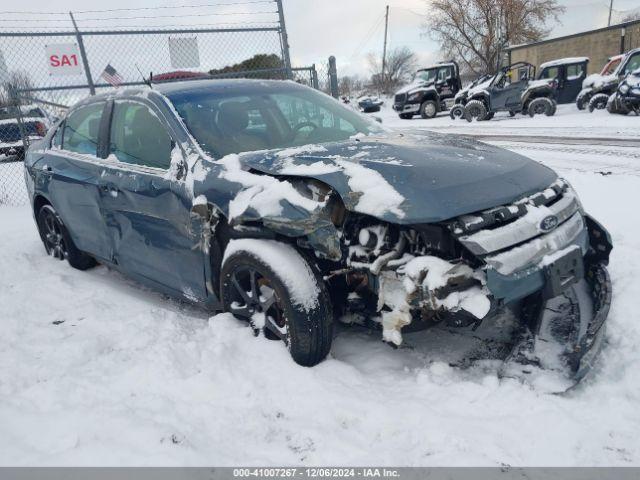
[332,178,612,384]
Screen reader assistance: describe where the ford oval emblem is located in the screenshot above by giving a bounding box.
[539,215,558,232]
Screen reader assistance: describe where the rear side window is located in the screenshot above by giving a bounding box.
[566,63,585,80]
[109,102,172,169]
[63,102,104,155]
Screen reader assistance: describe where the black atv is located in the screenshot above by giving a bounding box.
[393,61,462,119]
[578,48,640,112]
[607,68,640,115]
[464,62,557,121]
[449,74,493,120]
[536,57,588,104]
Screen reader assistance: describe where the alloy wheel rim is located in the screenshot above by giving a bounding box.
[425,103,436,116]
[42,210,67,260]
[227,266,288,342]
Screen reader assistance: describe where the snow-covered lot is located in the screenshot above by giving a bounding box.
[1,104,640,466]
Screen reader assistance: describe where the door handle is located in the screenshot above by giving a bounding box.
[41,164,53,174]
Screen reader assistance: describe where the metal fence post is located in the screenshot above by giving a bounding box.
[275,0,292,79]
[69,12,95,95]
[311,64,319,90]
[328,56,339,98]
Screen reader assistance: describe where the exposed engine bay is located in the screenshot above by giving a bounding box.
[319,178,608,350]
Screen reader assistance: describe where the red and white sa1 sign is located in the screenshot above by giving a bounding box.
[45,43,83,76]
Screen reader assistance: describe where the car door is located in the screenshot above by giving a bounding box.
[98,98,208,300]
[43,101,114,261]
[490,71,525,109]
[559,62,587,103]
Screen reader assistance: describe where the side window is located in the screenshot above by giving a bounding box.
[541,66,559,80]
[62,103,104,155]
[623,53,640,76]
[566,64,585,80]
[109,102,172,169]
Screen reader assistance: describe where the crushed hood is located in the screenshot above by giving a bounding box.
[235,131,557,224]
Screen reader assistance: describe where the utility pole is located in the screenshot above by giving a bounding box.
[608,0,614,26]
[381,5,389,91]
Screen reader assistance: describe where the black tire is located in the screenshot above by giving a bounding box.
[220,239,333,367]
[576,93,590,111]
[528,97,554,117]
[464,100,488,122]
[36,204,97,270]
[588,93,609,112]
[549,100,557,116]
[509,110,516,117]
[420,100,438,119]
[606,94,630,115]
[484,112,495,120]
[399,113,413,120]
[449,105,465,120]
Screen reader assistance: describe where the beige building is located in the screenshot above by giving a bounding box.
[506,19,640,74]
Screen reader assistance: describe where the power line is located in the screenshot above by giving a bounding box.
[0,21,280,30]
[0,1,275,16]
[3,11,278,22]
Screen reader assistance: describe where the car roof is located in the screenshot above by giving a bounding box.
[72,79,309,109]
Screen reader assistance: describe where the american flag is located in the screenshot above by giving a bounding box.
[100,64,123,87]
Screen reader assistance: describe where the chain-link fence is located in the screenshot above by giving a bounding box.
[0,11,340,206]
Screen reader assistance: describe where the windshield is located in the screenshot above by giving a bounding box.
[414,69,437,83]
[167,84,383,158]
[602,58,621,75]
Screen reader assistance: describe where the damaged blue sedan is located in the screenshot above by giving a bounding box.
[23,79,612,387]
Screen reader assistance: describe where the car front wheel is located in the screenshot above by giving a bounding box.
[420,100,438,119]
[36,204,97,270]
[588,93,609,112]
[220,239,333,366]
[464,100,488,122]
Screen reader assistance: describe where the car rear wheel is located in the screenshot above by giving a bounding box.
[464,100,488,122]
[588,93,609,112]
[220,239,333,367]
[36,204,97,270]
[449,105,465,120]
[528,97,554,117]
[420,100,438,119]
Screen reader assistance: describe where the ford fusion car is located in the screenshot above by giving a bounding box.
[23,79,612,384]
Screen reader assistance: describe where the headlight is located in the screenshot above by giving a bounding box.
[620,84,630,94]
[560,178,584,213]
[407,92,422,102]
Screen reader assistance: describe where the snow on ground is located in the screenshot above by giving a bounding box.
[378,102,640,140]
[1,110,640,466]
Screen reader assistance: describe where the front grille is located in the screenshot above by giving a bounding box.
[452,179,582,258]
[395,93,407,103]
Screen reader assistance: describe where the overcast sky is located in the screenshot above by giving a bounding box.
[3,0,640,78]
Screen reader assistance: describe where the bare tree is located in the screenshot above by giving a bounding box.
[0,71,34,107]
[424,0,565,76]
[621,9,640,23]
[367,46,417,92]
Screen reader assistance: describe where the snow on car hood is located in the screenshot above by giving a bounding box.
[395,80,435,95]
[465,77,494,98]
[233,131,557,224]
[582,73,617,89]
